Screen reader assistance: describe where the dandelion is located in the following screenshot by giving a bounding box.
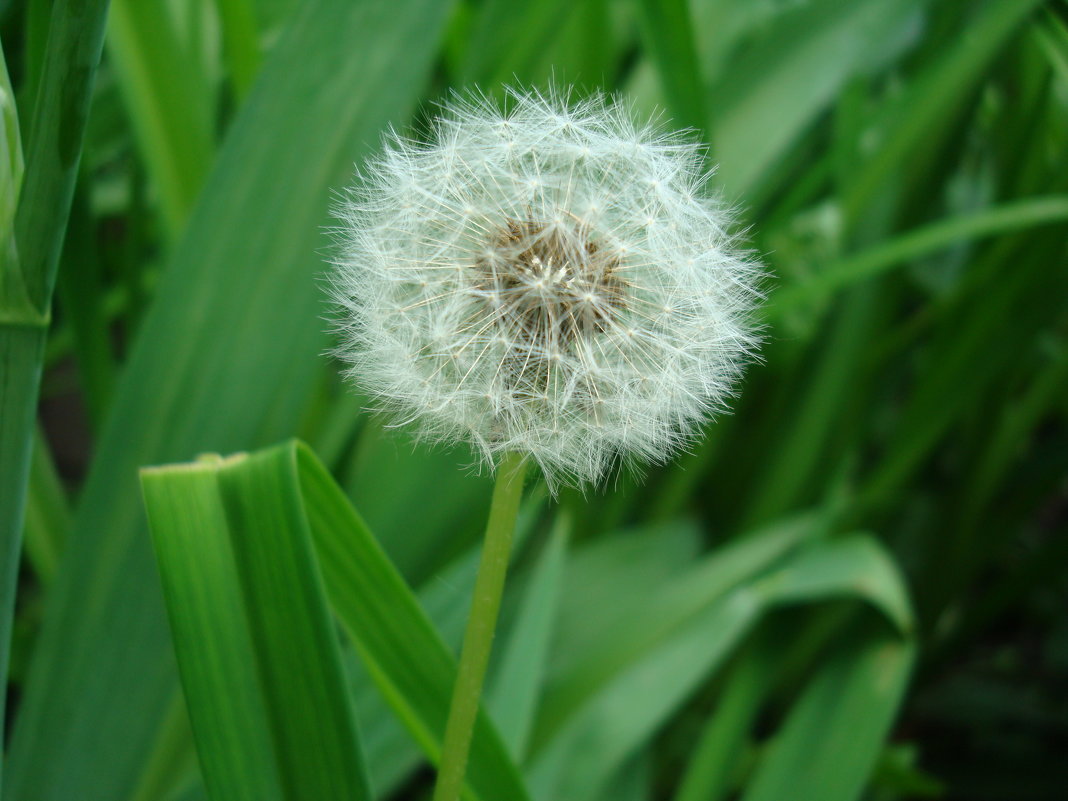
[331,87,761,490]
[330,87,762,801]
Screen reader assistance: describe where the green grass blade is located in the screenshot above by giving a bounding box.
[532,524,914,801]
[129,693,199,801]
[964,340,1068,519]
[708,0,923,197]
[487,513,569,758]
[55,182,115,426]
[768,195,1068,320]
[532,589,762,801]
[635,0,706,135]
[532,515,819,747]
[842,0,1043,224]
[742,1,1049,531]
[143,445,379,801]
[218,445,373,801]
[21,425,69,583]
[671,634,777,801]
[0,3,108,793]
[140,460,284,801]
[594,757,651,801]
[741,626,916,801]
[215,0,262,99]
[674,530,916,801]
[346,427,493,584]
[460,0,573,85]
[6,1,452,798]
[106,0,217,237]
[756,534,913,634]
[0,37,20,232]
[295,441,533,801]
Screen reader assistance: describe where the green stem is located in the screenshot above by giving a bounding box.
[0,0,110,792]
[433,451,528,801]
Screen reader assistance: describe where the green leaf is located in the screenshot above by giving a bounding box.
[741,626,916,801]
[0,37,21,241]
[7,2,452,799]
[635,0,707,136]
[219,446,373,801]
[297,441,533,801]
[216,0,262,99]
[755,534,913,634]
[1,1,109,795]
[128,693,200,801]
[345,425,493,584]
[140,460,284,801]
[767,196,1068,321]
[533,515,818,747]
[142,445,373,801]
[106,0,217,237]
[531,523,914,801]
[708,0,924,197]
[532,586,761,801]
[460,0,574,86]
[21,425,69,583]
[671,633,777,801]
[841,0,1044,224]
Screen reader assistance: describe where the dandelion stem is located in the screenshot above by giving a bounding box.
[433,450,528,801]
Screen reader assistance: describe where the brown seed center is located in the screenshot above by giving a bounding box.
[472,219,627,351]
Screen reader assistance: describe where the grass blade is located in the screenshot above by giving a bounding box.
[635,0,706,135]
[842,0,1043,224]
[671,634,777,801]
[220,446,373,801]
[140,460,284,801]
[7,1,452,798]
[532,525,914,801]
[106,0,216,237]
[460,0,574,86]
[296,442,533,801]
[532,590,761,801]
[708,0,923,197]
[532,515,818,746]
[768,195,1068,320]
[0,2,109,793]
[21,425,69,583]
[741,626,916,801]
[757,534,913,634]
[215,0,262,99]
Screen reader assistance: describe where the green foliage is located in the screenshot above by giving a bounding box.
[2,0,1065,800]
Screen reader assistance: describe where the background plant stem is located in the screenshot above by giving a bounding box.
[432,452,528,801]
[0,0,111,790]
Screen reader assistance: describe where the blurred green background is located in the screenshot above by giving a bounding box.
[0,0,1066,799]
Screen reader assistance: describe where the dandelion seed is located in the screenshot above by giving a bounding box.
[331,87,762,488]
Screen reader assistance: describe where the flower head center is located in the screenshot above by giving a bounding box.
[473,218,627,350]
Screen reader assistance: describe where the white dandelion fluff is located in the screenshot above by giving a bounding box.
[331,88,761,488]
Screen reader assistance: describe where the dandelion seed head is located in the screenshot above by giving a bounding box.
[331,87,762,489]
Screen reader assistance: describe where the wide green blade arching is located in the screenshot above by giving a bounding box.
[140,461,283,801]
[218,446,372,801]
[5,1,452,798]
[531,529,915,801]
[142,446,374,801]
[296,442,534,801]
